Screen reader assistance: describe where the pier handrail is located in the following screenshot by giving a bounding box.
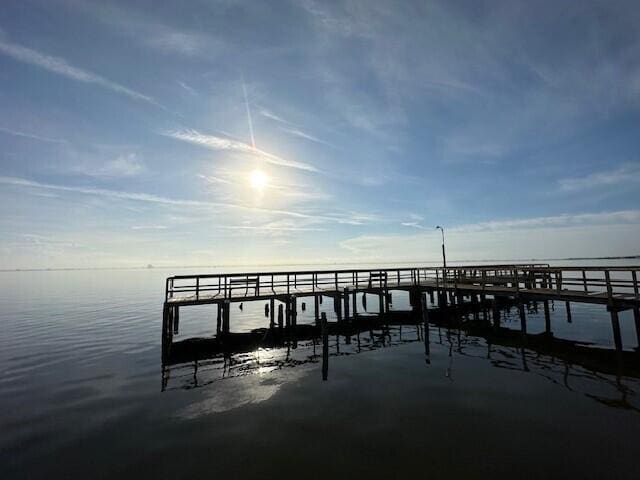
[165,264,639,303]
[164,263,550,301]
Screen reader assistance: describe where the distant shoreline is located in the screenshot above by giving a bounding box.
[2,255,639,273]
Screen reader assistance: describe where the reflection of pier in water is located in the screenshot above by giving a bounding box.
[161,298,640,411]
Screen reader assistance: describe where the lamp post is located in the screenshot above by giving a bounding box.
[435,225,446,268]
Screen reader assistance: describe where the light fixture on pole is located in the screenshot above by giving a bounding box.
[435,225,446,268]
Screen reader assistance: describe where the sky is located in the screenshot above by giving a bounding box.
[1,0,640,269]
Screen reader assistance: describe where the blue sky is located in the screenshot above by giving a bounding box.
[1,0,640,268]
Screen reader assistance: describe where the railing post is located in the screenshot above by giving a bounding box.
[605,270,613,300]
[582,270,588,293]
[555,270,562,293]
[287,274,290,295]
[196,277,199,300]
[335,272,338,291]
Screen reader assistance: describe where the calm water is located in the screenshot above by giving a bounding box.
[2,263,640,479]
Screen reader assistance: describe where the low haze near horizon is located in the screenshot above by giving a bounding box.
[1,0,640,269]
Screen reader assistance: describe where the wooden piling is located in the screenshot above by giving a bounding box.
[611,309,623,353]
[352,290,357,319]
[270,298,275,328]
[291,296,297,328]
[633,307,640,350]
[519,302,527,337]
[492,300,500,329]
[278,303,284,330]
[344,288,350,322]
[173,306,180,334]
[222,300,230,334]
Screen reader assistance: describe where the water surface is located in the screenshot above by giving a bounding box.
[2,263,640,479]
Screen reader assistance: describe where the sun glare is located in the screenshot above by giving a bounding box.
[249,169,269,191]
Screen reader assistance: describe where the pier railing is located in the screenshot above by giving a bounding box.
[165,264,640,305]
[165,264,544,301]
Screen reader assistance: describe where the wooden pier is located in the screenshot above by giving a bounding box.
[162,264,640,355]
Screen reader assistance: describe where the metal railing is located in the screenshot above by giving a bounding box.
[165,264,556,302]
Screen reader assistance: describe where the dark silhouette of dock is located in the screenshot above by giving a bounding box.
[163,264,640,355]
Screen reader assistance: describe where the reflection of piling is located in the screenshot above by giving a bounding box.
[543,300,551,335]
[321,312,328,381]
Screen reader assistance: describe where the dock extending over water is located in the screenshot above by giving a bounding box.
[162,264,640,356]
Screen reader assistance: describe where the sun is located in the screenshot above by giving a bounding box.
[249,169,269,191]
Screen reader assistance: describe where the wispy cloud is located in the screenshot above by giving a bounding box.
[76,2,222,58]
[450,210,640,233]
[259,108,333,147]
[342,210,640,260]
[131,225,167,230]
[280,127,333,147]
[401,222,428,230]
[218,224,326,232]
[164,129,318,172]
[0,175,314,219]
[0,40,161,107]
[0,126,66,144]
[197,173,233,185]
[558,164,640,191]
[97,154,144,177]
[259,109,288,123]
[198,172,330,201]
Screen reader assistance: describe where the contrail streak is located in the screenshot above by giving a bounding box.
[241,74,256,149]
